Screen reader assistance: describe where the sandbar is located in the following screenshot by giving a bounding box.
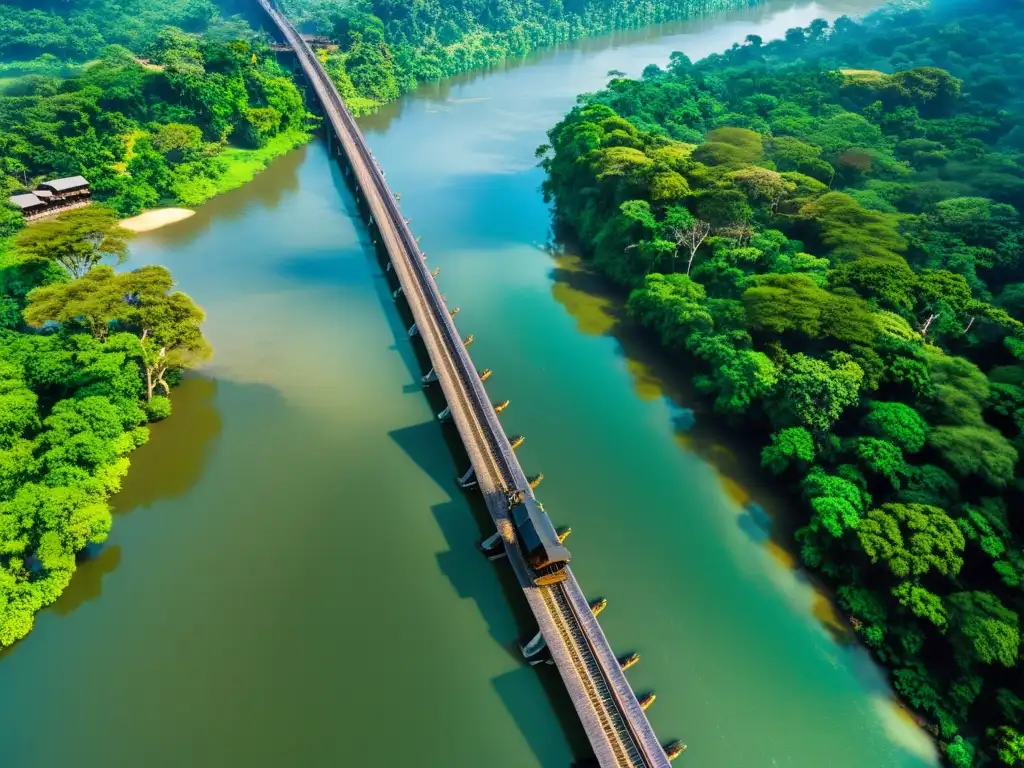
[120,208,195,233]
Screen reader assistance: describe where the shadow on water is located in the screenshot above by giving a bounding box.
[111,375,223,515]
[492,665,595,767]
[359,163,594,759]
[386,420,593,763]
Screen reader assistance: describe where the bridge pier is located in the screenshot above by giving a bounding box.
[520,629,547,660]
[421,368,438,385]
[437,405,452,421]
[478,530,505,559]
[393,285,403,298]
[255,3,674,760]
[457,465,476,487]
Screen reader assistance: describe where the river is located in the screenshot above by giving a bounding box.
[0,2,940,766]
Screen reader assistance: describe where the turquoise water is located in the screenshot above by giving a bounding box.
[0,2,939,765]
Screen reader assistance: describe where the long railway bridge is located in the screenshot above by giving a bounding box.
[256,3,675,765]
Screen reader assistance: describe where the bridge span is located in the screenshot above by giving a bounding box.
[256,4,674,765]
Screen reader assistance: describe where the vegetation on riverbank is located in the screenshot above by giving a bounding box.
[281,0,759,114]
[0,27,310,219]
[0,204,209,646]
[541,1,1024,764]
[0,0,253,70]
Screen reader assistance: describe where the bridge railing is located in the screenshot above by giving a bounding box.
[257,5,669,765]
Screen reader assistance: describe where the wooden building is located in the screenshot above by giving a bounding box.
[8,193,49,219]
[37,175,91,201]
[7,176,92,221]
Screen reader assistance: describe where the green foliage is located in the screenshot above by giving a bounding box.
[863,401,928,453]
[0,224,207,647]
[928,425,1018,487]
[626,273,711,346]
[15,206,131,278]
[947,592,1020,668]
[761,427,815,475]
[857,503,964,579]
[945,735,974,768]
[775,352,863,433]
[285,0,757,114]
[854,437,907,488]
[989,726,1024,766]
[146,395,172,421]
[0,36,310,215]
[539,2,1024,761]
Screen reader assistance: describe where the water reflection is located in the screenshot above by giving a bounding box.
[50,545,122,617]
[111,376,223,515]
[139,144,308,247]
[547,248,940,761]
[548,254,620,336]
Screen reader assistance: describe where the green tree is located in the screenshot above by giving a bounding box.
[762,427,815,474]
[627,273,713,347]
[929,426,1018,487]
[947,592,1020,668]
[856,503,965,579]
[14,206,132,278]
[776,352,864,432]
[23,265,124,339]
[863,401,928,453]
[119,265,211,400]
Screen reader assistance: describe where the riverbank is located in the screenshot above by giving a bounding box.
[285,0,762,116]
[1,2,940,766]
[171,130,312,208]
[541,2,1024,764]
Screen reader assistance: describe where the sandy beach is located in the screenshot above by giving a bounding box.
[120,208,195,233]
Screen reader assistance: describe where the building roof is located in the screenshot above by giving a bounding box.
[8,193,47,211]
[37,175,89,193]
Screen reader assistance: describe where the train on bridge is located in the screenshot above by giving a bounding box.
[505,489,571,585]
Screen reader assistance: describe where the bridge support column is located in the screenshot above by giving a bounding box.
[393,285,403,298]
[407,322,418,337]
[520,629,547,660]
[437,405,451,422]
[478,530,504,559]
[421,368,438,386]
[386,261,392,272]
[457,465,476,487]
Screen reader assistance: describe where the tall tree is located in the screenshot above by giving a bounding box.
[14,206,132,278]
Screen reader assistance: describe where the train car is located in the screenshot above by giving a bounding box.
[505,489,571,585]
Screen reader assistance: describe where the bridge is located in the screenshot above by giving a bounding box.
[256,3,675,765]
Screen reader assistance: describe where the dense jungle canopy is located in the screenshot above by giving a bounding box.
[541,1,1024,765]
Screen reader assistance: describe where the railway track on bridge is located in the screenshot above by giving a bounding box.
[256,4,672,764]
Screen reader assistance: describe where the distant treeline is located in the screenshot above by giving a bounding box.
[541,2,1024,766]
[0,0,254,64]
[280,0,758,113]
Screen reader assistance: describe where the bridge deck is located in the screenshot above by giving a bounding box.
[256,4,671,765]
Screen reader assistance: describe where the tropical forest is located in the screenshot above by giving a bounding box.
[280,0,757,113]
[540,0,1024,764]
[5,0,1024,765]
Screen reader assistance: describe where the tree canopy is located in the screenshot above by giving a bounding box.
[0,209,207,647]
[540,2,1024,762]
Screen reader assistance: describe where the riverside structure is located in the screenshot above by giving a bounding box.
[256,1,675,765]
